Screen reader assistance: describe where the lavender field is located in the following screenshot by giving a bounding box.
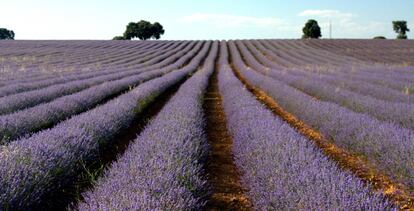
[0,39,413,210]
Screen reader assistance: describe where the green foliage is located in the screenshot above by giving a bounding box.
[397,34,408,39]
[373,36,386,39]
[0,28,15,40]
[392,21,410,39]
[151,22,165,39]
[302,19,321,39]
[112,36,126,40]
[120,20,165,40]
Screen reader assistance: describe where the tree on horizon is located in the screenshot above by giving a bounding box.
[302,19,321,39]
[0,28,15,40]
[113,20,165,40]
[393,21,410,39]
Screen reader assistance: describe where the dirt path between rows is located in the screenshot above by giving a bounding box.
[43,79,185,210]
[231,64,414,210]
[203,66,252,210]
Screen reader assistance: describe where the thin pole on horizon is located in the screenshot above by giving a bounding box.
[329,20,332,39]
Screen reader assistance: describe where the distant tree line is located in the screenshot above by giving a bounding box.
[113,20,164,40]
[301,19,410,40]
[0,28,15,40]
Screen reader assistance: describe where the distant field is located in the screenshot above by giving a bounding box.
[0,39,413,210]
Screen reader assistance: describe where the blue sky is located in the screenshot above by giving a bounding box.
[0,0,413,40]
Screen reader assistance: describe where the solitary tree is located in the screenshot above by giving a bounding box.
[114,20,165,40]
[393,21,410,39]
[302,19,321,39]
[0,28,15,40]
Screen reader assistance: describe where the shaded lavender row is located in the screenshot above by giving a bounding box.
[77,41,218,210]
[0,41,159,88]
[303,39,414,66]
[313,73,414,104]
[238,41,414,128]
[0,43,163,86]
[0,41,181,97]
[0,41,168,89]
[228,41,414,188]
[0,41,158,84]
[0,41,211,209]
[256,40,414,93]
[0,41,205,144]
[0,41,163,83]
[0,42,193,114]
[219,41,393,210]
[250,40,414,100]
[254,41,414,92]
[265,39,365,67]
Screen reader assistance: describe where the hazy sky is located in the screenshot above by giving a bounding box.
[1,0,413,40]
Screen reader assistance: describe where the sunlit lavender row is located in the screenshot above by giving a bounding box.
[0,39,412,210]
[219,41,393,210]
[78,41,218,210]
[0,41,209,209]
[229,40,414,188]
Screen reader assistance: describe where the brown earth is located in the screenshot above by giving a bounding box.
[231,63,414,210]
[203,67,253,210]
[43,78,185,210]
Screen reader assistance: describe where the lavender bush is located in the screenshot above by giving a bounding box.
[77,41,218,210]
[0,42,195,115]
[229,40,414,188]
[0,41,183,97]
[220,41,394,210]
[0,42,204,144]
[239,41,414,128]
[0,41,211,210]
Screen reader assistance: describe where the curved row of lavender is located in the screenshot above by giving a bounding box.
[262,39,366,68]
[0,41,171,89]
[0,41,179,92]
[77,41,218,210]
[0,42,194,114]
[0,41,151,83]
[252,40,414,99]
[0,41,181,97]
[303,39,414,65]
[0,41,177,88]
[0,41,156,88]
[0,41,164,81]
[228,40,414,189]
[254,40,414,93]
[0,42,190,114]
[254,40,414,92]
[0,41,211,209]
[218,41,393,210]
[0,41,204,144]
[237,41,414,129]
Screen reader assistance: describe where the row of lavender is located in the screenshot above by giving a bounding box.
[0,41,165,80]
[0,41,183,95]
[219,41,392,209]
[0,41,211,209]
[77,41,218,210]
[0,42,193,115]
[237,41,414,128]
[0,41,203,144]
[229,40,414,189]
[3,41,182,86]
[304,39,414,65]
[253,40,414,88]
